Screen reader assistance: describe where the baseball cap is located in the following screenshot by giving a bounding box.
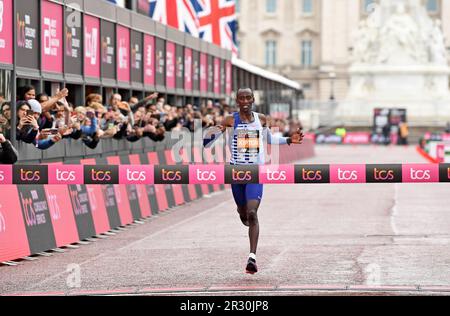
[28,99,42,114]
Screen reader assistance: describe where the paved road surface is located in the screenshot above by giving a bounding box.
[2,145,450,296]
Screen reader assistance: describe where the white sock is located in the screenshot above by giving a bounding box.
[249,253,256,260]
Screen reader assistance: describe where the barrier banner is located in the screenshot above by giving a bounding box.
[41,0,63,73]
[80,158,120,231]
[163,150,187,206]
[192,146,210,196]
[204,148,220,192]
[169,147,191,203]
[128,154,152,217]
[84,15,100,78]
[140,152,163,214]
[147,151,169,211]
[17,185,57,254]
[220,59,226,94]
[0,185,30,262]
[181,148,198,201]
[119,155,143,221]
[0,0,13,65]
[103,156,133,226]
[44,163,79,247]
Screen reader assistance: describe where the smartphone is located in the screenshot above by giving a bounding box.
[26,109,34,116]
[49,129,59,135]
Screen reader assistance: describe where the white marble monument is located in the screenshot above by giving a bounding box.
[336,0,450,126]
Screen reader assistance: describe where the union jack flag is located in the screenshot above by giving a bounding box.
[138,0,238,55]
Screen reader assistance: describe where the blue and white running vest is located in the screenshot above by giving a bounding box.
[229,112,265,165]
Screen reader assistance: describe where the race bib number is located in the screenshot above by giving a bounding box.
[237,130,259,154]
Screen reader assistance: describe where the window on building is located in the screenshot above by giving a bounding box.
[301,40,313,67]
[426,0,439,13]
[236,0,240,13]
[363,0,376,13]
[265,40,277,66]
[266,0,277,13]
[302,0,313,14]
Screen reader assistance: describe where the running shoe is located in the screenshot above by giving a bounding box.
[245,257,258,274]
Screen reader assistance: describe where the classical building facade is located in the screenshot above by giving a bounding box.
[236,0,449,102]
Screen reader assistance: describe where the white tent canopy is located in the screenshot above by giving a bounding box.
[232,57,301,91]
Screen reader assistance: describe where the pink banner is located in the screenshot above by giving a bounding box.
[402,164,439,183]
[143,34,155,86]
[214,58,220,94]
[189,165,224,185]
[330,164,366,184]
[200,53,207,92]
[166,41,175,88]
[84,15,100,78]
[343,132,371,144]
[0,165,12,184]
[0,0,13,64]
[41,1,63,73]
[184,48,192,90]
[0,186,30,262]
[259,165,295,184]
[225,60,232,95]
[117,25,130,82]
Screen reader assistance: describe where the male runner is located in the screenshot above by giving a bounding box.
[203,88,304,274]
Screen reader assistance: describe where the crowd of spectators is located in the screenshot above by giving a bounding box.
[0,86,301,163]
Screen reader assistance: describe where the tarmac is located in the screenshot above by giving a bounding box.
[2,145,450,296]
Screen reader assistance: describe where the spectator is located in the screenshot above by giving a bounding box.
[16,101,39,143]
[0,101,11,140]
[0,93,5,104]
[0,132,18,164]
[17,85,36,101]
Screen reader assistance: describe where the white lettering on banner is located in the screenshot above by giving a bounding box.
[196,170,216,181]
[266,169,287,181]
[48,194,61,220]
[86,187,97,211]
[337,169,358,181]
[118,38,127,69]
[0,0,4,32]
[85,27,98,65]
[0,205,5,233]
[56,169,76,182]
[0,171,4,181]
[43,17,59,56]
[410,169,431,181]
[145,43,153,76]
[127,170,146,182]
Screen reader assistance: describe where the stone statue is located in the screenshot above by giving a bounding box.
[377,2,426,64]
[429,20,448,65]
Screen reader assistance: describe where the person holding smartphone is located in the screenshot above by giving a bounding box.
[0,132,18,164]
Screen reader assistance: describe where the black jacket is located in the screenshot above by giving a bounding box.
[0,140,18,164]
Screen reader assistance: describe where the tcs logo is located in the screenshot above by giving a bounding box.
[56,169,76,182]
[410,168,430,181]
[0,170,4,181]
[127,169,146,182]
[337,169,358,181]
[302,169,322,181]
[265,169,287,181]
[373,168,395,181]
[20,169,41,182]
[232,169,252,182]
[161,169,182,181]
[196,170,216,181]
[91,170,111,182]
